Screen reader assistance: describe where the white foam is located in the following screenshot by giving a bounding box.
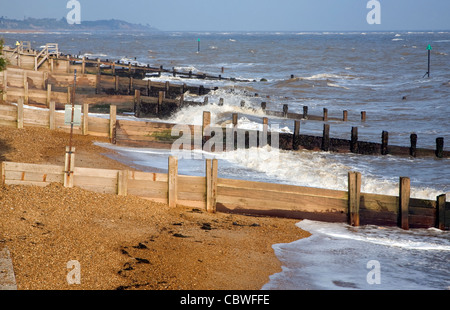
[263,220,450,290]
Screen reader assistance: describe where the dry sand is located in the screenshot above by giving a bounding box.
[0,125,310,290]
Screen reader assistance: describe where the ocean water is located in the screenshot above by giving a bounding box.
[2,31,449,290]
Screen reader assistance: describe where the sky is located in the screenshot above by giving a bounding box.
[0,0,449,32]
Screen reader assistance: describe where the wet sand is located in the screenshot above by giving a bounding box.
[0,125,309,290]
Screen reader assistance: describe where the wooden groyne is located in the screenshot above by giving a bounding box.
[1,157,448,231]
[0,100,447,159]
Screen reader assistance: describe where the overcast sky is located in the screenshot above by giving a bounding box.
[1,0,449,32]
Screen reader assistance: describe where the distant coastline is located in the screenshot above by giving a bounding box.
[0,17,160,32]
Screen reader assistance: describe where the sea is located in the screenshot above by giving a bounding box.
[1,30,449,290]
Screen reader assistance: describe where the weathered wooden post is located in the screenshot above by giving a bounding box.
[134,90,141,118]
[361,111,366,122]
[261,102,266,112]
[232,113,238,127]
[129,77,133,95]
[399,177,410,230]
[436,194,446,230]
[24,81,29,105]
[157,91,164,115]
[206,159,218,213]
[322,124,330,151]
[410,134,418,157]
[381,131,389,155]
[114,75,119,94]
[110,105,117,144]
[97,58,101,75]
[168,156,178,208]
[23,71,28,105]
[323,108,328,122]
[82,103,89,135]
[293,120,301,151]
[46,84,52,107]
[283,104,289,118]
[351,127,358,154]
[436,137,444,158]
[165,81,170,94]
[49,101,56,130]
[303,106,308,119]
[261,117,268,147]
[343,110,348,122]
[17,98,24,129]
[117,170,129,196]
[348,171,361,227]
[64,146,76,188]
[202,111,211,147]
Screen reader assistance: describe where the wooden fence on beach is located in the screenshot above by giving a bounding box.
[0,98,448,158]
[1,156,448,231]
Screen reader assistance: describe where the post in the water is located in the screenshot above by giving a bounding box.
[425,44,432,78]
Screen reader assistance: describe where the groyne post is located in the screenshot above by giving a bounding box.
[437,194,446,230]
[303,106,308,119]
[168,156,178,208]
[343,110,348,122]
[399,177,411,230]
[410,134,417,157]
[381,131,389,155]
[82,103,89,135]
[436,137,444,158]
[202,111,211,147]
[293,120,301,151]
[109,105,117,144]
[17,98,24,129]
[323,108,328,122]
[322,124,330,151]
[49,101,56,130]
[64,146,76,188]
[348,171,361,227]
[206,159,218,213]
[351,127,358,153]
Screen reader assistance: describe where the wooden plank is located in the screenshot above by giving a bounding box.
[4,170,63,183]
[216,194,346,214]
[23,108,49,127]
[360,193,398,213]
[74,167,119,178]
[73,175,118,188]
[217,186,347,213]
[5,179,51,187]
[4,162,64,174]
[218,177,348,200]
[129,170,167,182]
[178,175,206,193]
[168,156,178,208]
